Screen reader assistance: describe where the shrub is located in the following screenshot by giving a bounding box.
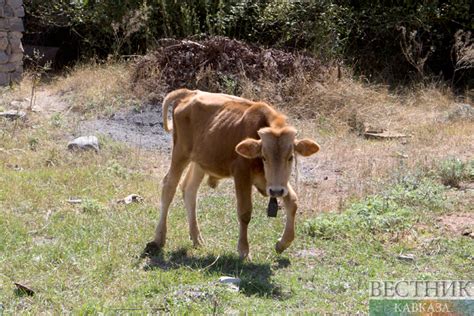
[438,158,472,188]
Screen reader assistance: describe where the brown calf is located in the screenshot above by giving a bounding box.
[148,89,320,259]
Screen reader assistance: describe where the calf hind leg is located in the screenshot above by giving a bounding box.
[181,163,205,247]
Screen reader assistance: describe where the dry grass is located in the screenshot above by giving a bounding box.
[3,61,472,216]
[1,62,473,314]
[240,70,473,213]
[48,62,138,115]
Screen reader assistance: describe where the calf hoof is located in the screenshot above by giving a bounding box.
[142,241,163,257]
[238,247,251,260]
[239,251,252,261]
[275,240,289,254]
[192,235,205,248]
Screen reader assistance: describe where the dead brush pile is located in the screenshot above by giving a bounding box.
[131,36,325,99]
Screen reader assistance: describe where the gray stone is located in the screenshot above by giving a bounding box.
[447,103,474,121]
[218,276,241,292]
[0,31,7,37]
[68,136,100,152]
[6,0,22,9]
[8,17,23,32]
[0,19,8,31]
[10,69,22,82]
[8,31,22,39]
[0,109,26,120]
[9,52,22,62]
[0,72,8,85]
[3,4,13,17]
[0,37,7,50]
[0,0,4,5]
[0,7,4,18]
[0,51,8,63]
[10,39,22,53]
[13,5,23,17]
[0,62,16,72]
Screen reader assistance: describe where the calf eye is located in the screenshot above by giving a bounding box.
[262,156,267,162]
[288,155,294,162]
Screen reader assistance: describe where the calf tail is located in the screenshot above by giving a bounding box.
[162,89,193,132]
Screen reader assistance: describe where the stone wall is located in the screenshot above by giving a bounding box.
[0,0,24,86]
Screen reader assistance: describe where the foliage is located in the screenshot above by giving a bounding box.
[24,0,473,86]
[303,175,448,240]
[437,158,473,188]
[303,195,414,240]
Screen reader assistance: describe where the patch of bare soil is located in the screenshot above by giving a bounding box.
[76,105,172,151]
[9,90,70,115]
[438,213,474,238]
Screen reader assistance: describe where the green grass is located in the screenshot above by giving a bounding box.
[0,119,473,314]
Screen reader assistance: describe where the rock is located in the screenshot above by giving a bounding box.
[0,109,26,119]
[8,17,23,32]
[117,194,143,205]
[9,52,22,63]
[6,0,23,9]
[462,228,473,239]
[13,5,24,17]
[0,37,7,50]
[218,276,241,292]
[7,31,22,39]
[10,69,21,82]
[0,19,8,31]
[0,51,8,63]
[0,72,8,85]
[67,136,99,152]
[447,103,474,121]
[9,37,22,52]
[397,253,415,261]
[0,62,16,72]
[364,131,409,140]
[14,282,35,296]
[67,198,83,204]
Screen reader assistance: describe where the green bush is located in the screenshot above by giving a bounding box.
[303,174,451,240]
[303,195,414,240]
[24,0,473,86]
[437,158,473,188]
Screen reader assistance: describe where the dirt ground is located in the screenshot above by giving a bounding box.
[77,104,172,151]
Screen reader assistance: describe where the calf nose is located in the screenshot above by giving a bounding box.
[269,188,284,197]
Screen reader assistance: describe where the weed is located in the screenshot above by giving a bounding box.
[104,159,129,179]
[437,158,471,188]
[28,137,39,151]
[303,174,450,240]
[390,176,447,211]
[81,198,104,213]
[50,113,63,128]
[303,194,413,240]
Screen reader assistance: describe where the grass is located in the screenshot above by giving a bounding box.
[0,63,473,313]
[1,115,473,314]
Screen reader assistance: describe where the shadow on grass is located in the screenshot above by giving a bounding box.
[141,246,291,299]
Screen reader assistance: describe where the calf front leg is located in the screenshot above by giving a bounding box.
[234,175,253,260]
[276,184,297,253]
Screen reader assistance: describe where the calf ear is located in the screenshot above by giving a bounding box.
[294,139,320,156]
[236,139,262,159]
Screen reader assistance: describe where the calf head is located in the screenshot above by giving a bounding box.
[235,126,320,197]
